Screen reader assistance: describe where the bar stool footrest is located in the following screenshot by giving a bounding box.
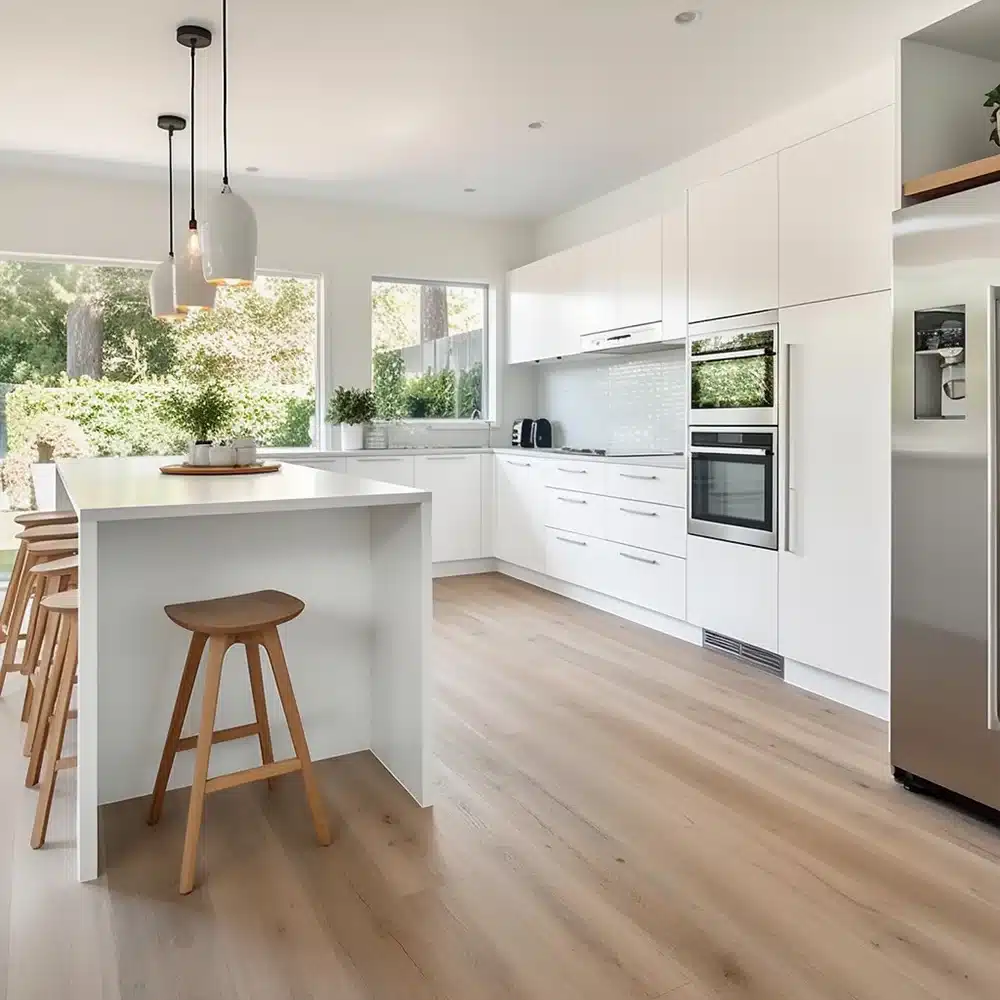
[176,722,259,753]
[205,758,301,795]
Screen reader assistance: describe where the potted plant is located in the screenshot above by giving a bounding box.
[326,386,376,451]
[986,85,1000,147]
[160,382,234,466]
[230,424,258,467]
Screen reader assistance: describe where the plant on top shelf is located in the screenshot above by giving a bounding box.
[326,385,377,451]
[160,381,234,464]
[985,86,1000,147]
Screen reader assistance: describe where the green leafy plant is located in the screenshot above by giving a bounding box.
[159,381,234,442]
[404,368,456,419]
[326,386,376,425]
[372,349,407,421]
[985,86,1000,146]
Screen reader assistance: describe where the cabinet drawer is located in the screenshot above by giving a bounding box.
[604,464,685,507]
[545,528,604,589]
[606,542,686,620]
[542,458,606,494]
[346,456,415,487]
[606,499,686,557]
[545,488,605,537]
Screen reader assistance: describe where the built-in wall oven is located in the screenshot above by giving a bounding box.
[689,311,779,426]
[688,426,778,550]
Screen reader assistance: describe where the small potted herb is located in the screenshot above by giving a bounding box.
[230,424,258,467]
[986,85,1000,146]
[161,382,235,466]
[326,386,376,451]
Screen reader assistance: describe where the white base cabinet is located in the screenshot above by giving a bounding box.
[777,292,891,692]
[495,455,546,573]
[686,534,778,651]
[414,454,483,563]
[346,455,415,487]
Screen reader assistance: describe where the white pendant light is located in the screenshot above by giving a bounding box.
[174,25,217,314]
[203,0,258,287]
[149,113,187,320]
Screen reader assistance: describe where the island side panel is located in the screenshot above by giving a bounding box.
[76,517,100,882]
[94,507,374,812]
[370,499,432,806]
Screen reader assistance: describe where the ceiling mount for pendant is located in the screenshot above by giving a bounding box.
[176,24,212,49]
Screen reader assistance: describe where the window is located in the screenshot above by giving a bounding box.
[0,258,320,522]
[371,278,486,421]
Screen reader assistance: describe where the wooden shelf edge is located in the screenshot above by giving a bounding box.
[903,153,1000,202]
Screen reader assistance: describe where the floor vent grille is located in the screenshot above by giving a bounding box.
[703,630,784,678]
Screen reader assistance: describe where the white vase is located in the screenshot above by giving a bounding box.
[340,423,364,451]
[209,443,235,467]
[232,437,257,466]
[189,441,211,467]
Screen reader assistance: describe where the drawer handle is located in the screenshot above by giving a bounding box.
[425,455,467,461]
[557,467,588,474]
[620,551,658,565]
[556,536,588,547]
[358,457,402,463]
[619,473,658,481]
[506,460,531,467]
[620,507,657,517]
[557,497,588,505]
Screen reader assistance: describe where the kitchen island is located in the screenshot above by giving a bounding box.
[55,456,431,882]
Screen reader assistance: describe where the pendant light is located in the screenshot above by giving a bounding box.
[174,24,217,314]
[203,0,258,287]
[149,114,187,320]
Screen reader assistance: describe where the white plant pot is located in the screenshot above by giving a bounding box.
[340,423,364,451]
[31,463,57,512]
[209,444,235,467]
[189,442,212,467]
[232,438,257,467]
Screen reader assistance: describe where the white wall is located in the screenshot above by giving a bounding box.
[535,62,897,256]
[0,166,537,444]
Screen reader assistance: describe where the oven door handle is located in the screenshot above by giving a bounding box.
[689,446,771,457]
[690,347,771,361]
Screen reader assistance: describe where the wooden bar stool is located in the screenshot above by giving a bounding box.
[149,589,331,894]
[1,513,77,642]
[31,588,78,850]
[0,527,79,698]
[22,554,79,782]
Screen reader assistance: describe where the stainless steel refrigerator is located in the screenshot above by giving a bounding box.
[892,183,1000,810]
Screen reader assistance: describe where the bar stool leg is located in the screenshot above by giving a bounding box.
[244,640,275,785]
[179,633,230,895]
[0,541,26,641]
[24,611,67,785]
[1,552,39,688]
[259,626,331,846]
[148,631,208,826]
[20,573,55,723]
[31,615,77,850]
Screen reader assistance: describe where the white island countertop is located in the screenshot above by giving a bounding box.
[56,456,430,523]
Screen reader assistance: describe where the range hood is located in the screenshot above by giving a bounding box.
[580,322,671,355]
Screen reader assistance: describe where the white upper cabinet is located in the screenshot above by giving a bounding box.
[508,260,542,364]
[614,216,662,330]
[777,292,891,692]
[661,202,687,341]
[779,108,894,308]
[688,155,779,322]
[577,233,618,336]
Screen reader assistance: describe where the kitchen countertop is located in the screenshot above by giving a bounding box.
[56,455,430,523]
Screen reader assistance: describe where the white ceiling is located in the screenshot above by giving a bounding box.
[910,0,1000,60]
[0,0,979,219]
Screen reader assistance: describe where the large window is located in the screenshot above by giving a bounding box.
[0,258,319,517]
[371,278,486,421]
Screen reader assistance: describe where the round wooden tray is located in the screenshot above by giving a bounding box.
[160,462,281,476]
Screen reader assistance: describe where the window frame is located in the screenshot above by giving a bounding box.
[371,275,491,425]
[0,251,326,452]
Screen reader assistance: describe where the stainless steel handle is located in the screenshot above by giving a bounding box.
[425,455,468,461]
[357,457,403,462]
[620,507,657,517]
[990,294,999,731]
[690,446,770,457]
[619,473,658,481]
[557,497,587,505]
[620,551,658,565]
[691,347,770,361]
[556,467,588,474]
[556,535,587,546]
[505,460,531,467]
[784,342,798,555]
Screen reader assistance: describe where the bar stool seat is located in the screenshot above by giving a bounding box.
[151,589,330,894]
[14,511,77,528]
[164,590,305,635]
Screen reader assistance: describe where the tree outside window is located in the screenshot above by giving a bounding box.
[371,279,486,421]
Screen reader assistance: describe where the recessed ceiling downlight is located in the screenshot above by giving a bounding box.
[674,10,701,24]
[464,187,477,193]
[528,120,545,130]
[245,165,260,173]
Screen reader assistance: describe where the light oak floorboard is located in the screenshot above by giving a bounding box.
[2,572,1000,999]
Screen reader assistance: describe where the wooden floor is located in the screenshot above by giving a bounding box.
[2,573,999,999]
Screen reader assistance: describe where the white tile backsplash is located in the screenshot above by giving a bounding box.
[537,347,686,452]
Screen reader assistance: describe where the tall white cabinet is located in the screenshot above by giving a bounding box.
[777,292,891,692]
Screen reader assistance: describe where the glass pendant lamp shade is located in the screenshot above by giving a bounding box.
[175,224,216,312]
[204,185,257,286]
[203,0,258,286]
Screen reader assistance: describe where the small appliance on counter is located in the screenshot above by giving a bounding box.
[512,418,535,447]
[530,418,553,449]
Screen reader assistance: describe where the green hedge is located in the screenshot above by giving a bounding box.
[5,378,314,457]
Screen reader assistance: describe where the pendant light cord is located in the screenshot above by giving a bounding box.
[222,0,229,186]
[189,42,197,228]
[168,127,175,257]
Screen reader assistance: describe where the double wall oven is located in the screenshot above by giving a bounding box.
[688,311,779,550]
